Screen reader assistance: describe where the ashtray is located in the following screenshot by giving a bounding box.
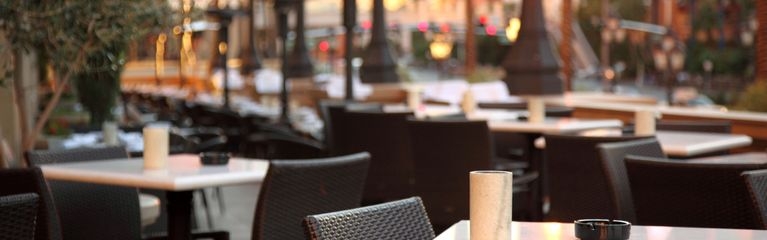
[574,219,631,240]
[199,152,230,165]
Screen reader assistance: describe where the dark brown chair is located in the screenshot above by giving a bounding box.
[334,110,416,203]
[252,152,371,240]
[596,138,666,222]
[625,155,767,229]
[741,169,767,229]
[240,132,325,159]
[27,147,228,240]
[319,100,382,156]
[304,197,435,240]
[477,102,573,117]
[0,193,40,240]
[407,119,537,230]
[0,168,62,240]
[656,120,731,133]
[543,134,651,222]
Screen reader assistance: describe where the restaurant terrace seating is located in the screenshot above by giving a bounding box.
[0,168,62,240]
[304,197,435,240]
[0,193,40,240]
[240,132,325,159]
[251,152,370,240]
[625,155,767,229]
[543,134,651,222]
[596,138,667,222]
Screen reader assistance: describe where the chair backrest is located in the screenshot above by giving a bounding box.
[596,138,666,222]
[543,134,651,222]
[335,110,415,203]
[477,102,573,117]
[741,169,767,229]
[240,132,325,159]
[625,155,767,229]
[407,119,494,228]
[656,120,731,133]
[304,197,435,240]
[320,100,382,156]
[0,193,40,240]
[0,168,61,240]
[25,146,129,166]
[252,152,371,240]
[26,147,141,240]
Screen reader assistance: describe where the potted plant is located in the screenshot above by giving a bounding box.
[0,1,172,151]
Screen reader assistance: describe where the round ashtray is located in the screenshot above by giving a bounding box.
[199,152,230,165]
[574,219,631,240]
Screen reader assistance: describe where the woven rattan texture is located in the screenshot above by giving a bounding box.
[0,193,39,240]
[304,197,435,240]
[252,152,370,240]
[626,155,767,229]
[597,138,666,222]
[741,169,767,229]
[27,147,142,240]
[543,134,651,222]
[0,168,62,240]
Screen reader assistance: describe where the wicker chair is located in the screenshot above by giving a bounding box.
[27,147,228,240]
[334,110,416,203]
[741,169,767,229]
[543,134,651,222]
[252,152,371,240]
[304,197,435,240]
[596,138,666,222]
[319,100,382,156]
[625,155,767,229]
[0,193,40,240]
[0,168,62,240]
[27,147,142,240]
[240,132,325,159]
[407,119,537,230]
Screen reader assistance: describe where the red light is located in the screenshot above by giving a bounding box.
[417,22,429,32]
[479,16,488,25]
[318,41,330,52]
[440,23,450,33]
[361,20,372,30]
[485,25,497,36]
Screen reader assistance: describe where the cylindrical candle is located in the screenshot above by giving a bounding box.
[470,170,513,240]
[461,90,477,114]
[102,121,119,146]
[527,98,545,123]
[143,123,169,169]
[635,110,656,136]
[407,88,422,111]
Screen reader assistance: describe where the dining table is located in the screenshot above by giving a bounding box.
[435,220,767,240]
[40,154,269,240]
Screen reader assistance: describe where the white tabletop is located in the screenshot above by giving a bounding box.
[40,154,269,191]
[435,220,767,240]
[655,131,753,157]
[488,118,623,134]
[535,130,753,157]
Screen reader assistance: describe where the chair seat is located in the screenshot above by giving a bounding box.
[139,193,161,228]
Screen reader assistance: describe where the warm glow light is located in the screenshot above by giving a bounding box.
[218,42,228,54]
[543,222,563,240]
[505,17,521,42]
[429,34,453,60]
[318,41,330,52]
[384,0,405,11]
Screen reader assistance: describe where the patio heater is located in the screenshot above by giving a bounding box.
[239,0,263,76]
[501,0,562,95]
[360,0,399,83]
[343,0,356,100]
[206,8,243,109]
[274,0,299,124]
[285,0,314,78]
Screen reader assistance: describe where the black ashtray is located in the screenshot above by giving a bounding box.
[574,219,631,240]
[200,152,230,165]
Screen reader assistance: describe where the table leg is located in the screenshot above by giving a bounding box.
[525,133,544,221]
[166,190,193,240]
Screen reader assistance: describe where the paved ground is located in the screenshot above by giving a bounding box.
[193,184,261,240]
